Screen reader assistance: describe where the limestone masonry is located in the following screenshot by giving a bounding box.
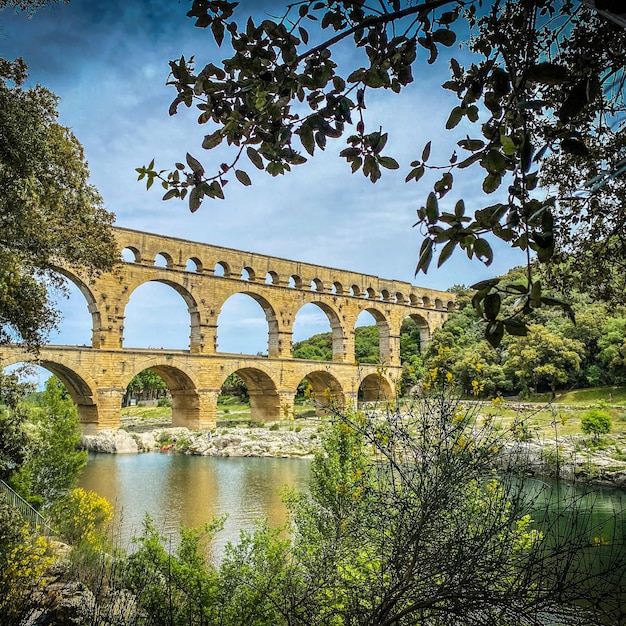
[1,227,454,433]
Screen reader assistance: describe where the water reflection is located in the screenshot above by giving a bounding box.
[78,453,311,559]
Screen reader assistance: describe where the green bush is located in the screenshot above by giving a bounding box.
[157,397,172,407]
[581,409,612,441]
[269,423,280,431]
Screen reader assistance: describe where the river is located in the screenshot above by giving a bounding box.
[78,452,311,559]
[78,451,625,566]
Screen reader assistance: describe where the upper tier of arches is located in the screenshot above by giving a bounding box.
[115,227,455,311]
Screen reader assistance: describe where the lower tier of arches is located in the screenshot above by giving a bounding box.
[1,346,400,434]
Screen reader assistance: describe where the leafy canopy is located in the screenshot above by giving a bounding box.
[0,56,117,348]
[140,0,626,345]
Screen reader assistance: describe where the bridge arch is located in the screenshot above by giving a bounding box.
[52,266,102,348]
[1,354,100,428]
[404,312,431,353]
[299,368,346,416]
[123,276,202,351]
[216,291,281,357]
[355,307,391,363]
[293,301,345,362]
[220,366,281,422]
[123,361,202,429]
[359,372,394,403]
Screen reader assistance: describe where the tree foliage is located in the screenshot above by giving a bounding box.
[8,376,87,510]
[0,56,117,348]
[422,272,626,398]
[141,0,626,344]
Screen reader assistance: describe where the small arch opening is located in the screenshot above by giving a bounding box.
[154,252,172,268]
[214,262,229,277]
[350,284,361,297]
[122,247,140,263]
[266,271,279,285]
[311,278,324,292]
[289,275,302,289]
[241,266,255,282]
[185,257,203,273]
[332,281,343,295]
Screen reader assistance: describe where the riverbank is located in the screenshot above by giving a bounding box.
[78,414,626,490]
[80,416,323,458]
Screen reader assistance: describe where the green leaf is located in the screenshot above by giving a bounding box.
[526,62,569,84]
[470,278,501,291]
[503,319,529,336]
[186,153,205,175]
[235,169,252,186]
[500,135,516,156]
[540,297,576,323]
[189,186,202,213]
[561,138,589,157]
[484,293,501,320]
[432,29,456,46]
[162,188,178,201]
[521,133,533,173]
[454,200,465,218]
[202,131,223,150]
[247,146,264,169]
[446,106,463,130]
[211,19,225,46]
[482,173,502,194]
[426,192,439,224]
[485,321,504,348]
[415,238,433,274]
[437,240,456,267]
[422,141,432,162]
[406,165,425,183]
[474,238,493,266]
[379,156,399,170]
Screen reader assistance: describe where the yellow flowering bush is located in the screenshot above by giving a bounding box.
[52,487,113,550]
[0,503,54,620]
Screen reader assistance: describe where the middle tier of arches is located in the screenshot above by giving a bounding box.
[75,263,438,365]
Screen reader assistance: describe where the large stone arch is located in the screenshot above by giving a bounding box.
[216,290,282,358]
[357,307,392,363]
[123,276,203,352]
[122,360,202,429]
[220,366,281,421]
[52,266,102,348]
[359,372,394,403]
[293,300,346,362]
[1,353,100,430]
[405,312,431,353]
[299,368,346,417]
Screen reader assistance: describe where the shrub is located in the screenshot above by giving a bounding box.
[581,409,612,441]
[269,423,280,431]
[0,500,54,622]
[157,397,172,407]
[52,488,113,551]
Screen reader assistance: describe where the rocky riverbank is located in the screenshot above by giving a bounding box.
[79,419,323,458]
[78,416,626,489]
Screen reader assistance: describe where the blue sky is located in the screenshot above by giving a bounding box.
[3,0,526,358]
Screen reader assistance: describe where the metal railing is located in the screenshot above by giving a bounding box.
[0,479,55,537]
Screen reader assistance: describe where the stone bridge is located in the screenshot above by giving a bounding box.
[1,227,454,433]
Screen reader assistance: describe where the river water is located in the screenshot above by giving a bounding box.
[78,452,625,565]
[78,452,311,559]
